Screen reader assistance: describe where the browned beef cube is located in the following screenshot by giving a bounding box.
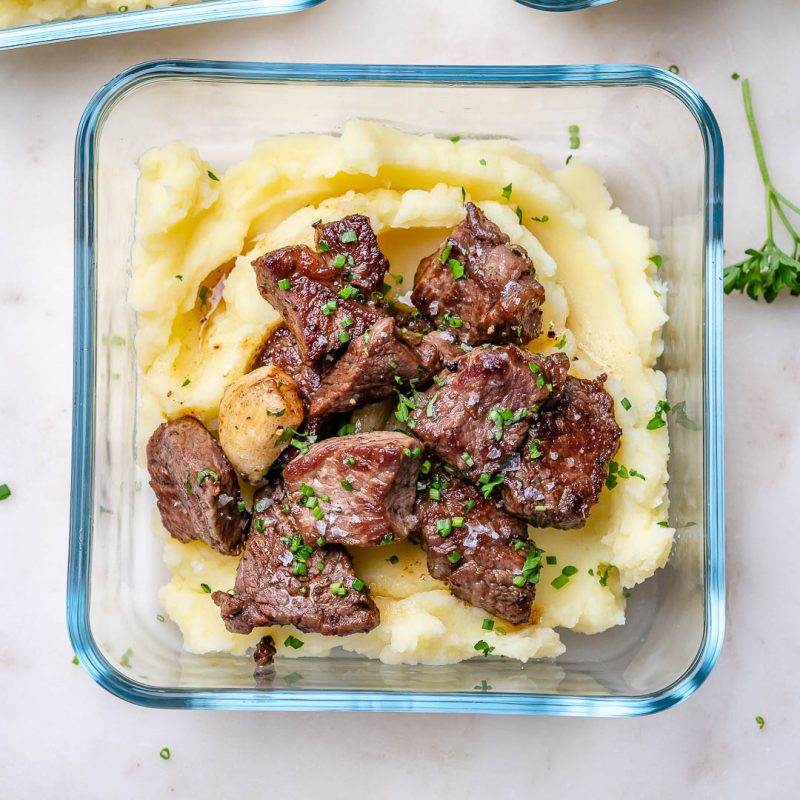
[411,203,545,346]
[309,317,434,417]
[250,325,330,406]
[253,636,276,667]
[410,345,569,481]
[213,483,379,636]
[146,416,249,555]
[314,215,390,296]
[416,471,536,624]
[419,330,466,371]
[252,245,380,365]
[282,431,422,547]
[501,375,621,529]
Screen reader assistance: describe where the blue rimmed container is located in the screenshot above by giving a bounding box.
[70,61,724,715]
[514,0,616,9]
[0,0,325,51]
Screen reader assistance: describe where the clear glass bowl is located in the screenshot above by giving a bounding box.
[514,0,616,9]
[0,0,325,50]
[70,61,724,715]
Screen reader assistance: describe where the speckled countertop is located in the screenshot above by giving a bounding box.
[1,0,799,796]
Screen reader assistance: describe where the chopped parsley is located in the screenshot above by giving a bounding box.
[200,583,211,594]
[528,439,542,459]
[464,499,477,514]
[755,715,765,730]
[0,484,10,501]
[426,392,440,419]
[489,406,527,441]
[511,545,544,587]
[352,578,365,591]
[284,635,304,649]
[207,169,219,181]
[277,278,292,291]
[388,555,399,565]
[318,239,331,252]
[381,534,393,544]
[605,461,646,489]
[339,229,358,244]
[515,206,523,224]
[646,400,671,430]
[237,499,246,513]
[482,619,495,631]
[341,478,353,491]
[501,183,512,200]
[253,518,266,533]
[621,397,632,411]
[449,258,465,279]
[338,331,351,344]
[450,135,461,143]
[338,422,355,436]
[531,215,549,223]
[344,456,356,467]
[266,408,286,417]
[657,520,670,528]
[159,747,171,760]
[568,123,580,150]
[474,640,495,657]
[649,255,663,269]
[72,655,79,665]
[447,551,462,564]
[546,555,557,566]
[182,378,191,387]
[329,582,347,597]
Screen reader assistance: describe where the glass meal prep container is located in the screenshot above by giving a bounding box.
[69,60,724,715]
[514,0,617,10]
[0,0,325,51]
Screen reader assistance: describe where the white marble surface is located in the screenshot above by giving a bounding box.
[1,0,800,796]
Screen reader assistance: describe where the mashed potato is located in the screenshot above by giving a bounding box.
[0,0,191,29]
[132,121,674,665]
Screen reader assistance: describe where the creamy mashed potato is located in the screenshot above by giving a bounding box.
[132,121,674,665]
[1,0,191,29]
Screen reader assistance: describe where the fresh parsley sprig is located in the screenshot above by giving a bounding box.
[724,79,800,302]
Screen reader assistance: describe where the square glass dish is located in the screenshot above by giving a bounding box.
[514,0,616,11]
[69,60,724,715]
[0,0,325,51]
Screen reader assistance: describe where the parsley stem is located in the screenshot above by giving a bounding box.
[742,79,771,190]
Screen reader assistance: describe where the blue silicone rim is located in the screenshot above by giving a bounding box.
[0,0,325,51]
[70,61,724,715]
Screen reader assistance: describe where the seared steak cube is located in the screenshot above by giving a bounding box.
[282,431,422,547]
[146,416,248,555]
[411,203,545,346]
[419,330,466,371]
[314,215,390,296]
[416,471,536,624]
[309,317,434,417]
[410,345,569,480]
[250,325,330,407]
[253,636,277,667]
[252,245,379,365]
[213,483,379,636]
[501,375,622,529]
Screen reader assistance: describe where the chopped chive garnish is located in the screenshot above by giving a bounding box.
[546,555,557,565]
[649,255,663,269]
[464,499,477,514]
[646,400,671,430]
[329,582,347,596]
[156,614,165,622]
[447,551,462,564]
[322,299,337,316]
[501,183,512,200]
[160,747,171,760]
[339,229,358,243]
[0,484,10,501]
[254,518,266,533]
[284,635,304,650]
[388,555,399,564]
[196,469,219,485]
[461,452,475,468]
[344,456,355,466]
[299,483,315,497]
[338,285,357,299]
[439,243,453,264]
[755,715,765,730]
[200,583,211,593]
[207,170,219,181]
[450,135,461,143]
[352,578,365,591]
[531,215,549,223]
[317,536,327,547]
[449,258,465,279]
[479,159,486,166]
[482,619,494,631]
[657,520,669,528]
[181,378,191,387]
[528,439,542,459]
[277,278,292,291]
[318,239,331,252]
[621,397,632,411]
[436,518,453,537]
[515,206,523,224]
[338,422,355,436]
[237,500,246,513]
[339,331,351,344]
[340,317,354,328]
[341,479,353,491]
[332,253,347,269]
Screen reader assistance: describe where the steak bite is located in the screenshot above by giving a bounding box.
[213,483,379,636]
[250,325,330,407]
[282,431,422,547]
[416,471,537,624]
[411,202,545,346]
[252,245,380,365]
[501,375,622,529]
[410,345,570,481]
[314,215,390,296]
[146,416,249,555]
[253,636,277,667]
[309,317,435,417]
[419,330,466,371]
